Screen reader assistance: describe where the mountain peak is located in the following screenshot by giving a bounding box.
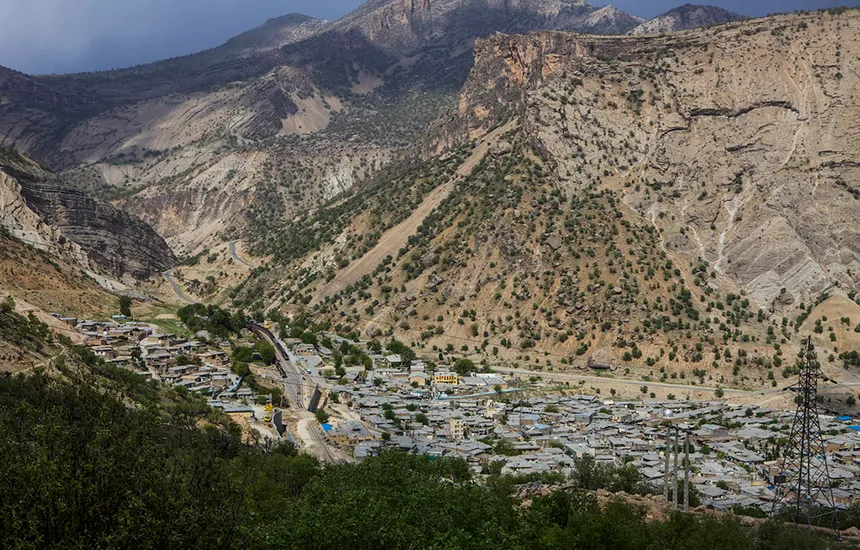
[629,4,746,35]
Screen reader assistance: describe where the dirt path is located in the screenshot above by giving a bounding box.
[313,120,518,302]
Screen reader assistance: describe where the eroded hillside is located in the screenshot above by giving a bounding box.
[451,8,859,313]
[233,8,860,386]
[0,0,652,255]
[0,148,175,281]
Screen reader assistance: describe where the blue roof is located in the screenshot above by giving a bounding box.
[847,426,860,432]
[838,416,852,421]
[322,423,333,432]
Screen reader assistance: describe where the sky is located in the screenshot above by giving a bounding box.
[0,0,856,75]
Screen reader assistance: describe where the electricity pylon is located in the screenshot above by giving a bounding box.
[772,337,839,534]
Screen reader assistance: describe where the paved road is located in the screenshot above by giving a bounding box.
[162,269,197,304]
[229,241,253,268]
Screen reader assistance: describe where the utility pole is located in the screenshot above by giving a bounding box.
[684,429,691,512]
[664,424,671,503]
[772,337,839,535]
[673,426,680,509]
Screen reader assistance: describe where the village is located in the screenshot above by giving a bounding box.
[64,313,860,515]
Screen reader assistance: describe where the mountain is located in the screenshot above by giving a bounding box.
[327,0,642,54]
[234,8,860,378]
[0,148,175,281]
[0,0,645,255]
[629,4,745,35]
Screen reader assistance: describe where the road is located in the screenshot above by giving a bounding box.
[251,324,305,408]
[162,269,196,304]
[229,241,253,268]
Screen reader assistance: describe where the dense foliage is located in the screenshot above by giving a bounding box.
[0,359,849,549]
[177,303,248,338]
[0,297,52,354]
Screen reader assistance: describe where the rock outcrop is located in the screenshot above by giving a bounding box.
[0,149,175,280]
[451,9,860,309]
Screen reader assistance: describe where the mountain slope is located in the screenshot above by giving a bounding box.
[0,149,175,280]
[0,0,644,255]
[235,8,860,382]
[630,4,745,35]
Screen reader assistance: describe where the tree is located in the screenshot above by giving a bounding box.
[232,361,251,377]
[232,346,255,363]
[415,413,428,425]
[715,387,725,398]
[119,295,132,318]
[254,340,276,365]
[386,340,416,362]
[315,409,329,424]
[453,358,476,376]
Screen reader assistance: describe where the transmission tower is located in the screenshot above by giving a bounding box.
[772,337,839,533]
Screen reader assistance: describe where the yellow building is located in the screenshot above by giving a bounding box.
[409,373,428,386]
[434,371,458,385]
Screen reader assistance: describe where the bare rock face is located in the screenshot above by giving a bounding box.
[335,0,642,54]
[448,9,860,310]
[0,149,175,280]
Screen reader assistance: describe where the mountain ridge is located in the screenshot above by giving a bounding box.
[630,4,746,35]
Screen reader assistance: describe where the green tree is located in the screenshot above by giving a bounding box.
[254,340,276,365]
[118,295,132,318]
[453,358,476,376]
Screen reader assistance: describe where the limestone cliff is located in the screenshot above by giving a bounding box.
[0,149,175,280]
[442,9,860,311]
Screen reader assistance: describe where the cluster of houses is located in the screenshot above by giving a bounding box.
[367,358,508,393]
[321,381,860,512]
[62,317,860,512]
[61,315,260,414]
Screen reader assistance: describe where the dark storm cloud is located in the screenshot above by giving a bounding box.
[0,0,857,75]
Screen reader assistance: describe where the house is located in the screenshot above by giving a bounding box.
[434,371,458,385]
[327,421,373,446]
[409,372,428,386]
[449,419,465,441]
[92,346,116,360]
[699,424,729,437]
[482,376,507,390]
[383,354,403,367]
[107,356,133,368]
[198,350,229,367]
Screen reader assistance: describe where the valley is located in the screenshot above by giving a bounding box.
[0,2,859,545]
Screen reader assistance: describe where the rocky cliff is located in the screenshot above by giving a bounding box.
[447,8,860,310]
[0,0,650,253]
[0,149,175,280]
